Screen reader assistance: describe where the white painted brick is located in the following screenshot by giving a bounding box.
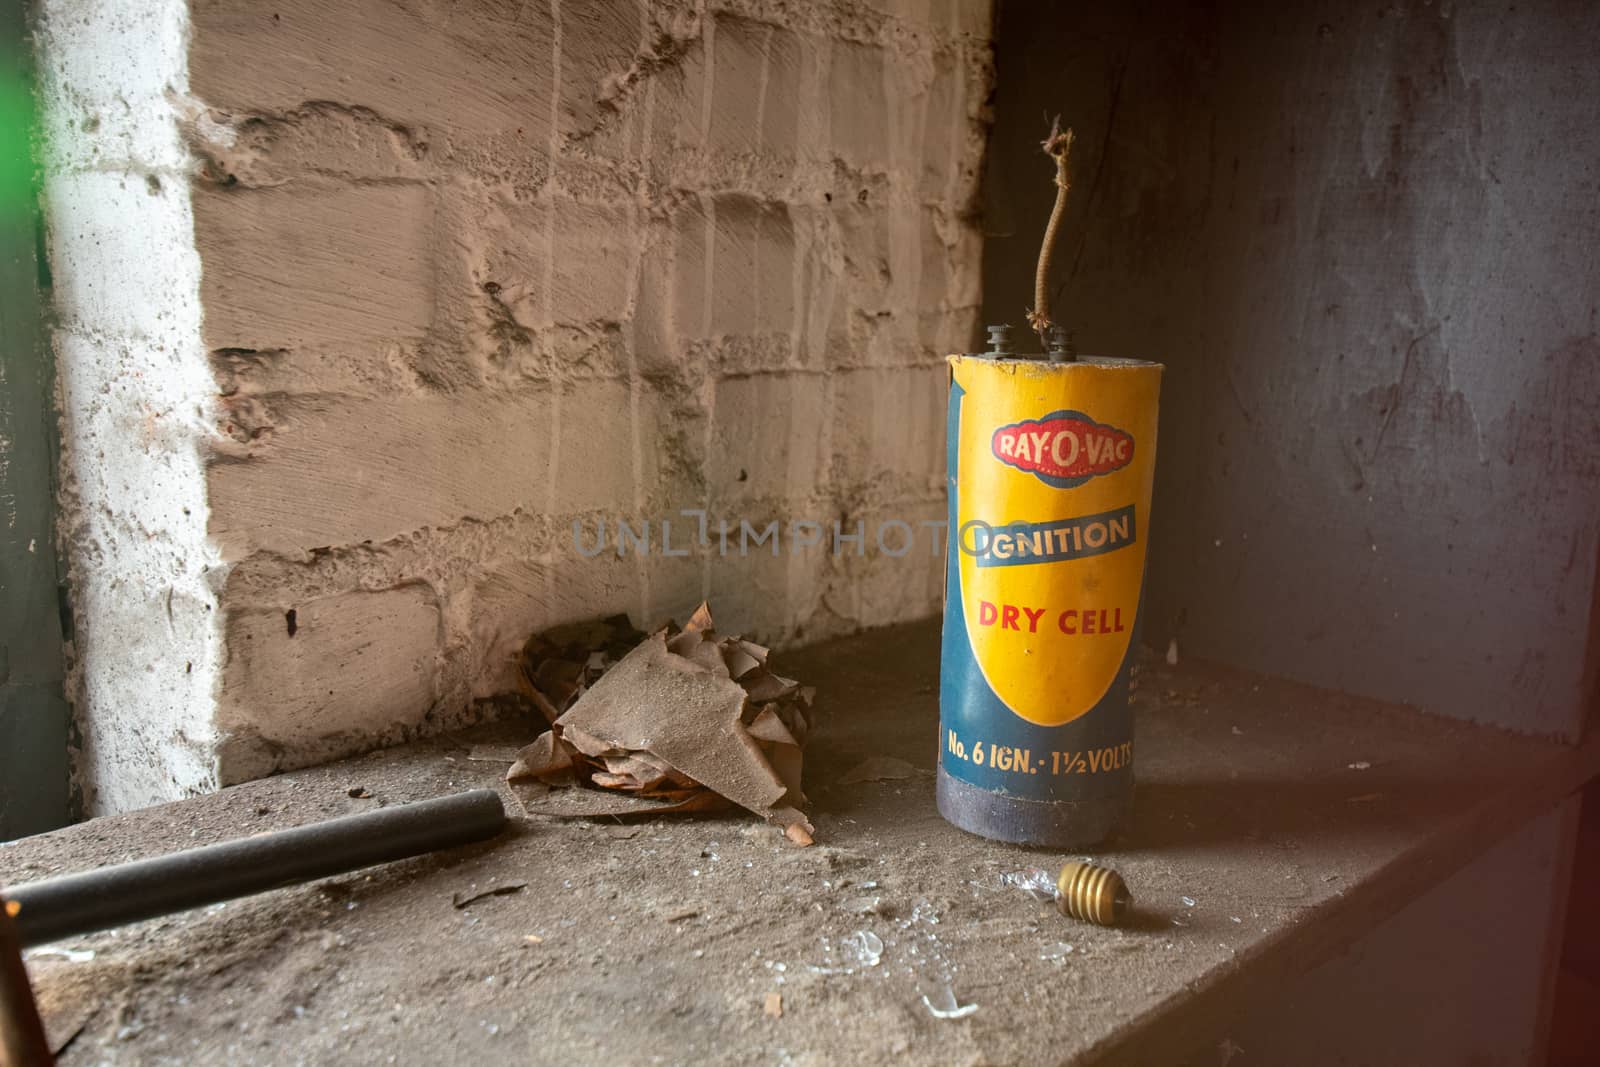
[473,196,634,331]
[762,24,805,156]
[46,171,201,340]
[634,382,708,513]
[207,105,430,186]
[831,365,948,494]
[39,0,996,812]
[558,2,644,139]
[208,394,553,557]
[834,197,894,315]
[819,495,947,629]
[550,199,635,326]
[466,553,639,697]
[190,1,557,141]
[33,0,190,174]
[920,304,983,356]
[709,15,768,155]
[670,193,796,339]
[829,40,889,169]
[946,224,984,309]
[709,373,829,504]
[862,0,939,31]
[551,378,648,514]
[218,586,441,775]
[918,207,957,312]
[705,526,822,643]
[36,0,225,815]
[704,15,807,160]
[670,198,712,337]
[953,0,995,38]
[638,550,709,634]
[920,65,958,195]
[631,229,680,376]
[195,183,435,352]
[649,38,709,154]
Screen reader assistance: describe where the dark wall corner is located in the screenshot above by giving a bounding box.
[0,0,71,839]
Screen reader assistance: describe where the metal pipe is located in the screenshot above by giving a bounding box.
[2,790,507,949]
[0,896,52,1067]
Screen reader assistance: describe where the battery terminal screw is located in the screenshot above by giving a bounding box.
[1045,324,1077,363]
[985,323,1015,357]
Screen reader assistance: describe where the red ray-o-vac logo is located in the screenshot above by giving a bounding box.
[991,409,1134,488]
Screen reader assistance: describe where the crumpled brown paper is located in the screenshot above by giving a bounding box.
[515,613,645,723]
[507,604,816,841]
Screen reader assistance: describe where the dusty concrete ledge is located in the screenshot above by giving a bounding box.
[4,620,1595,1065]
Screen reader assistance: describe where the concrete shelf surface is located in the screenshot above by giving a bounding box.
[4,620,1595,1064]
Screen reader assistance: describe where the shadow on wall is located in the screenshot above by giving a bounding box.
[981,0,1600,741]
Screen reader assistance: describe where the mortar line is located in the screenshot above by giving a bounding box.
[800,34,831,372]
[697,12,717,605]
[789,201,809,374]
[943,36,965,213]
[543,0,563,324]
[892,44,924,363]
[541,0,564,619]
[752,26,772,334]
[629,1,652,625]
[789,31,838,636]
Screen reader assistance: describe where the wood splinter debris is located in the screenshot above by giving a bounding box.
[465,745,523,763]
[451,882,528,909]
[507,602,817,843]
[763,992,783,1019]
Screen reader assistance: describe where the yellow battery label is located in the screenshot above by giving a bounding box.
[948,356,1161,727]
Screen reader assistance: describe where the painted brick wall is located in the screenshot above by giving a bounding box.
[172,1,994,785]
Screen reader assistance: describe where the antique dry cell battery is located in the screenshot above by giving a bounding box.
[937,351,1162,846]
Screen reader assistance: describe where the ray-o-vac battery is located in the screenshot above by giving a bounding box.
[937,352,1163,847]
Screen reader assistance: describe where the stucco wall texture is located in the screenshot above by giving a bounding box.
[44,0,993,808]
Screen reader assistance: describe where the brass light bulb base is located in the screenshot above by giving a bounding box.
[1055,861,1132,926]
